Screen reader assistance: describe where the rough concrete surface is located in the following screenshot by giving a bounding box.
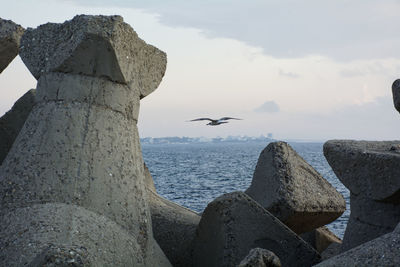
[0,89,36,165]
[392,79,400,113]
[19,15,167,98]
[324,140,400,202]
[324,140,400,251]
[340,192,400,251]
[314,222,400,267]
[0,18,25,73]
[246,141,346,233]
[1,203,145,266]
[0,15,170,266]
[300,226,342,254]
[320,243,342,261]
[193,192,320,267]
[145,165,201,267]
[238,248,282,267]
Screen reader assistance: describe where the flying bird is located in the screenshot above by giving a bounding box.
[189,117,242,126]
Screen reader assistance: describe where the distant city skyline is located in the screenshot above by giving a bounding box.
[1,0,400,140]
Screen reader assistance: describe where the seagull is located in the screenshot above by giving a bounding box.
[189,117,242,126]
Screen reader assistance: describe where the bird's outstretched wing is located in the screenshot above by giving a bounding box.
[219,117,242,121]
[189,118,214,122]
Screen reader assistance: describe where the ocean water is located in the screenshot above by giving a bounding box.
[142,141,350,238]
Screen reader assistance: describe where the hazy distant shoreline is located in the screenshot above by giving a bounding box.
[140,136,332,145]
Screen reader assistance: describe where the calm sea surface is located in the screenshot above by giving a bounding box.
[142,142,350,238]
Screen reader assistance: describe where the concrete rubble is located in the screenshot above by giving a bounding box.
[246,141,346,234]
[0,18,25,73]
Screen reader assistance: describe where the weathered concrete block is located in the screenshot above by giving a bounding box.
[0,18,24,73]
[238,248,282,267]
[340,193,400,251]
[324,140,400,202]
[0,89,36,165]
[20,15,167,98]
[0,15,170,266]
[300,226,342,254]
[28,244,90,267]
[392,79,400,113]
[0,203,170,266]
[145,164,201,267]
[320,243,342,261]
[246,141,346,233]
[324,140,400,251]
[193,192,320,267]
[315,222,400,267]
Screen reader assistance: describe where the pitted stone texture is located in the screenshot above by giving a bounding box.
[324,140,400,202]
[193,192,320,267]
[28,245,90,266]
[0,18,25,73]
[36,73,140,121]
[20,15,167,98]
[0,203,146,266]
[1,74,147,243]
[246,142,346,234]
[238,248,282,267]
[315,223,400,267]
[300,226,342,254]
[392,79,400,113]
[145,165,200,267]
[0,73,170,266]
[324,140,400,252]
[0,89,36,165]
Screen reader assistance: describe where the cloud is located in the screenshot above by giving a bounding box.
[259,96,400,140]
[339,69,367,78]
[302,96,400,139]
[279,69,299,79]
[62,0,400,61]
[339,62,390,78]
[254,101,280,113]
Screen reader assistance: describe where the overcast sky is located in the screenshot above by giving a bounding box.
[1,0,400,140]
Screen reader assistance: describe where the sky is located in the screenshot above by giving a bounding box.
[1,0,400,141]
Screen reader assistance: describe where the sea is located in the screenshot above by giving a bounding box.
[142,141,350,239]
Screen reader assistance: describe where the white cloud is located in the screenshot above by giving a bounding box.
[61,0,400,61]
[254,101,280,113]
[1,1,400,140]
[278,69,299,79]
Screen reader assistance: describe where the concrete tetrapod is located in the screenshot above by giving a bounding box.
[324,140,400,251]
[246,141,346,234]
[144,164,201,267]
[392,79,400,113]
[314,222,400,267]
[193,192,320,267]
[0,89,36,165]
[0,15,170,266]
[300,226,342,254]
[0,18,24,73]
[238,248,282,267]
